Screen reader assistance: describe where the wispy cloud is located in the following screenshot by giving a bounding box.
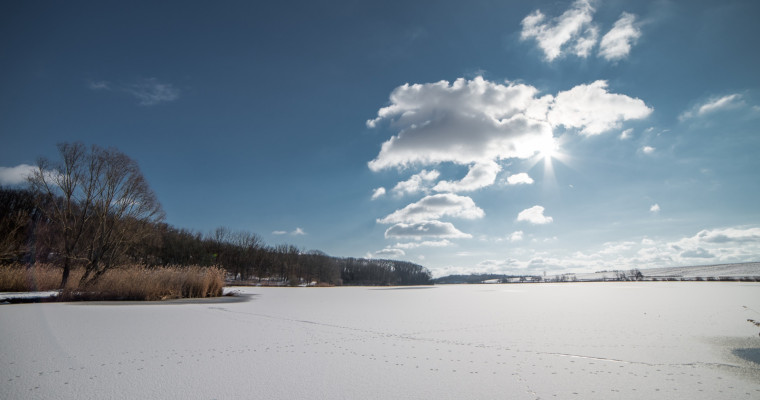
[650,203,660,213]
[520,0,597,62]
[87,80,111,90]
[517,205,553,225]
[371,187,386,200]
[599,13,641,61]
[125,78,180,106]
[0,164,36,185]
[521,1,642,62]
[679,93,745,121]
[273,227,306,236]
[641,146,655,155]
[87,77,180,106]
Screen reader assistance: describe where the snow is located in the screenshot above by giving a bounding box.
[573,262,760,281]
[1,283,759,399]
[0,291,59,302]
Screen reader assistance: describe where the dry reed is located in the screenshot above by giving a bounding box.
[0,264,225,301]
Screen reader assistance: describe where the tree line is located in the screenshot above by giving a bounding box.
[0,142,432,288]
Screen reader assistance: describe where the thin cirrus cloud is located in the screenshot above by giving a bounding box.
[87,78,180,106]
[517,205,553,225]
[679,94,745,121]
[520,0,642,62]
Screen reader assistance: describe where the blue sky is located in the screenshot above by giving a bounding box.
[1,0,759,276]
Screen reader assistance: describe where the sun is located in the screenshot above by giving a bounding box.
[537,137,558,161]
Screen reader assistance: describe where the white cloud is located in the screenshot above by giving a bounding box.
[125,78,180,106]
[548,80,653,136]
[506,172,534,185]
[599,13,641,61]
[392,169,440,196]
[521,1,643,63]
[374,247,406,258]
[509,230,524,242]
[642,226,760,266]
[367,77,553,170]
[619,128,633,140]
[679,94,745,121]
[520,0,597,61]
[0,164,36,185]
[517,205,553,225]
[368,77,652,171]
[650,203,660,213]
[680,247,715,259]
[378,193,484,224]
[273,228,306,236]
[467,226,760,275]
[367,77,652,248]
[695,227,760,244]
[574,26,599,57]
[384,221,472,239]
[393,239,452,249]
[433,161,501,193]
[371,187,386,200]
[641,146,655,154]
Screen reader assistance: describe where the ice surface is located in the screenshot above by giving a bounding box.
[1,283,759,399]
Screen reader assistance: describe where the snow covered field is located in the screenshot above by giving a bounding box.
[1,283,759,399]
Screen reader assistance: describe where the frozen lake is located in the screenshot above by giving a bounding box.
[1,283,759,399]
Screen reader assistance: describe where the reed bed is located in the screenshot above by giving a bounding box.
[0,264,225,301]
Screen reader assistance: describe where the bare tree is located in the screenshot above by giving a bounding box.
[79,147,164,284]
[29,142,164,287]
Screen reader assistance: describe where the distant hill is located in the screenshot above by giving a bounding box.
[434,262,760,284]
[572,262,760,281]
[433,273,541,285]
